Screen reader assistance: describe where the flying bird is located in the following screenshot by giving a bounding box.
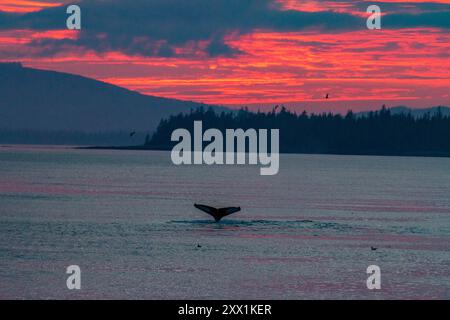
[129,131,136,137]
[194,204,241,222]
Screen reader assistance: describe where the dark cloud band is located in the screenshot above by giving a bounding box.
[0,0,448,58]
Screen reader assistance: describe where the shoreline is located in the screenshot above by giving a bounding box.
[78,145,450,158]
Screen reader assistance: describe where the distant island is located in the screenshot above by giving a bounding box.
[1,62,449,151]
[90,105,450,157]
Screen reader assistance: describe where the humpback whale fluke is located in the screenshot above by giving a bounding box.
[194,204,241,222]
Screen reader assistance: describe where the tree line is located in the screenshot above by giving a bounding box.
[146,106,450,156]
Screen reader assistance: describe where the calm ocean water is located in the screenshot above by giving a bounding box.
[0,145,449,299]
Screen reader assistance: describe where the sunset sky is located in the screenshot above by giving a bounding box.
[0,0,449,112]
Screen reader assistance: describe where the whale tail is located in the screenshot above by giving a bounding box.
[194,204,241,222]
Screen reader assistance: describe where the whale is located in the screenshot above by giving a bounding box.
[194,204,241,222]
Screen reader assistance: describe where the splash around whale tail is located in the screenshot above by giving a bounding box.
[194,204,241,222]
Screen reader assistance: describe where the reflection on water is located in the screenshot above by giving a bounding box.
[0,146,449,299]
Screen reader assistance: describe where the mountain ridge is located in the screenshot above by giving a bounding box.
[0,62,221,133]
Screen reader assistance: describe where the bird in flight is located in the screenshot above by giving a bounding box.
[129,131,136,137]
[194,204,241,222]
